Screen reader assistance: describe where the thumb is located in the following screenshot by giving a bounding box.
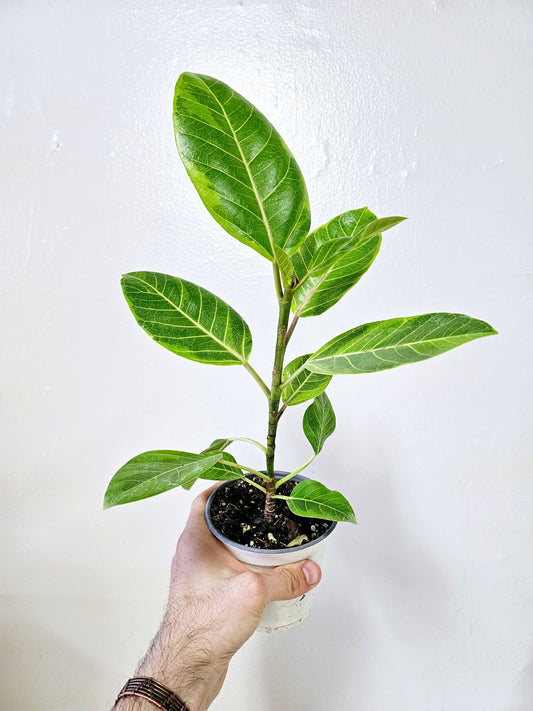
[260,560,322,604]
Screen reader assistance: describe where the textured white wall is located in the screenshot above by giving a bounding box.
[1,2,532,710]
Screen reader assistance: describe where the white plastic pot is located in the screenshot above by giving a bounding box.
[205,473,336,632]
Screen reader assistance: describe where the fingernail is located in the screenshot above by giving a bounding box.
[302,560,320,586]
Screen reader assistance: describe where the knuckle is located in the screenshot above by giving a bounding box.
[280,566,303,599]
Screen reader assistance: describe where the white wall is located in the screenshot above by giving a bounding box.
[1,2,531,709]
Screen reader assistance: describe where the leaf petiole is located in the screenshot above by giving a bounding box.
[240,476,267,494]
[275,454,317,489]
[228,437,268,454]
[219,458,270,484]
[242,360,271,398]
[285,313,300,345]
[273,261,284,301]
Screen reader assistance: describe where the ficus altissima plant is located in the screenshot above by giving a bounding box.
[104,72,496,526]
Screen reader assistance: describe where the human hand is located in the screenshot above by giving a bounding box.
[114,484,321,711]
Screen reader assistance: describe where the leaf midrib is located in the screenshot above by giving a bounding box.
[289,494,346,517]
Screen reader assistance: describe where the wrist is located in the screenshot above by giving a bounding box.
[133,665,209,711]
[113,674,208,711]
[114,696,163,711]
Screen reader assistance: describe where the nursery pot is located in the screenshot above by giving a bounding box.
[205,473,337,632]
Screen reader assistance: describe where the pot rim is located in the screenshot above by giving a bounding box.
[204,471,338,555]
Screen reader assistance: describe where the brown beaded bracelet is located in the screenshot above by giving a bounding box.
[116,677,191,711]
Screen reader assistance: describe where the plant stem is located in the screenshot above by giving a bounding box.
[264,284,294,519]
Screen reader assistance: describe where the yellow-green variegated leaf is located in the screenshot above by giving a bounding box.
[273,244,295,288]
[306,313,497,374]
[174,73,310,261]
[282,354,331,406]
[103,451,223,508]
[292,209,405,317]
[302,392,336,454]
[285,480,356,523]
[121,272,252,366]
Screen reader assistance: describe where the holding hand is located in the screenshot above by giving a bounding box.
[114,485,322,711]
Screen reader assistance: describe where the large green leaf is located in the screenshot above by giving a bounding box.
[284,479,356,523]
[292,208,387,317]
[306,313,497,375]
[174,72,311,261]
[282,354,332,406]
[302,392,336,454]
[104,451,223,508]
[121,272,252,366]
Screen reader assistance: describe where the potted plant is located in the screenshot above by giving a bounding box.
[104,72,496,630]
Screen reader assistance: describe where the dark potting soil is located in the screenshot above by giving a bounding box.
[209,477,333,550]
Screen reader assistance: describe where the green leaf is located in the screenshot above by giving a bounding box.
[174,72,311,261]
[181,478,197,491]
[182,440,241,490]
[302,392,336,454]
[273,244,295,288]
[282,354,331,406]
[285,479,356,523]
[306,313,498,375]
[104,451,223,508]
[295,235,357,281]
[199,452,242,481]
[292,208,383,317]
[121,272,252,366]
[356,215,407,241]
[203,438,233,453]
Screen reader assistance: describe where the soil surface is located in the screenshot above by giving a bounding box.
[209,477,333,549]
